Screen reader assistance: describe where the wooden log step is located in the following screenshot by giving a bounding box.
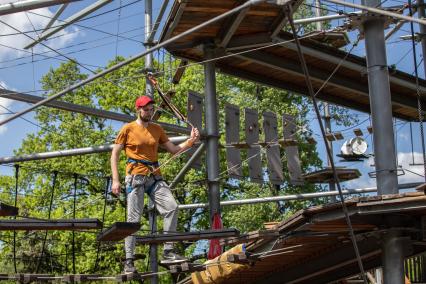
[353,128,363,136]
[170,262,206,274]
[97,222,141,242]
[115,272,153,282]
[0,202,18,217]
[63,274,101,282]
[0,218,102,231]
[136,228,240,244]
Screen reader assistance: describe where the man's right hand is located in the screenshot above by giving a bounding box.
[112,181,121,196]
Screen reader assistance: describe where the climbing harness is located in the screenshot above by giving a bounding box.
[126,158,163,195]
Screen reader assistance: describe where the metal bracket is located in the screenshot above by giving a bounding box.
[344,12,398,32]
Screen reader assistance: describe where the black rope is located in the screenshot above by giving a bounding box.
[13,164,19,273]
[72,174,77,274]
[36,171,58,273]
[285,7,367,283]
[408,0,426,182]
[93,177,110,272]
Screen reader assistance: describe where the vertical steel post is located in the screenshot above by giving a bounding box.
[204,45,221,223]
[144,0,157,282]
[362,0,403,282]
[314,0,336,202]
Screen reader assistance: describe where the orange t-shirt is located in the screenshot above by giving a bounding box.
[115,121,169,176]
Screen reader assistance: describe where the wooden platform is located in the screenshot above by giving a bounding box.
[0,218,102,231]
[136,229,240,244]
[97,222,141,241]
[302,167,361,183]
[186,192,426,284]
[0,202,18,217]
[159,0,426,121]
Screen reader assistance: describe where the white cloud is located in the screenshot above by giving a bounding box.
[0,4,80,61]
[397,152,425,184]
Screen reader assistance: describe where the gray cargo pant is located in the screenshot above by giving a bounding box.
[124,175,178,260]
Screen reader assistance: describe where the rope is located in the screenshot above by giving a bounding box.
[286,7,367,283]
[36,171,58,273]
[408,0,426,182]
[93,177,110,272]
[13,164,19,273]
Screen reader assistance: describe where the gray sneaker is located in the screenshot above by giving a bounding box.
[123,258,137,274]
[161,250,188,264]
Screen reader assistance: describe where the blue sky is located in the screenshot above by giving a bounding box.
[0,0,425,189]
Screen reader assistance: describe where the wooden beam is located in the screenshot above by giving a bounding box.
[0,218,102,231]
[172,60,188,84]
[170,263,206,274]
[217,6,250,48]
[0,202,18,217]
[97,222,141,242]
[136,229,240,244]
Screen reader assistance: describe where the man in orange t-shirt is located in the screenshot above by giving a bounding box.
[111,95,200,273]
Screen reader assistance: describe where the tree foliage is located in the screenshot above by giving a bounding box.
[0,52,343,281]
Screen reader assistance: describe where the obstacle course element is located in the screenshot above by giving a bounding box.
[0,218,102,231]
[263,111,284,184]
[186,91,204,169]
[225,103,243,178]
[169,262,206,274]
[115,272,153,282]
[302,167,361,183]
[135,228,240,244]
[245,108,263,183]
[0,202,18,217]
[220,229,279,246]
[97,222,141,241]
[63,274,101,282]
[282,114,304,185]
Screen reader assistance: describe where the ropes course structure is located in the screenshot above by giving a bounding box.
[1,0,426,283]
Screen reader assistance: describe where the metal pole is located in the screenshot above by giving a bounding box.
[0,0,265,127]
[314,0,336,202]
[362,0,403,281]
[144,0,157,281]
[382,231,405,284]
[419,0,426,78]
[294,11,362,25]
[0,137,189,164]
[169,143,206,188]
[204,45,221,224]
[177,182,421,210]
[42,3,68,32]
[147,0,170,43]
[324,0,426,26]
[0,0,79,16]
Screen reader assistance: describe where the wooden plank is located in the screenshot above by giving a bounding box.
[245,108,263,183]
[97,222,141,242]
[325,133,336,141]
[367,126,373,133]
[0,202,18,217]
[220,230,278,246]
[302,168,361,183]
[170,263,206,274]
[416,183,426,192]
[353,128,363,136]
[115,272,153,282]
[225,104,243,179]
[333,132,344,140]
[136,228,240,244]
[186,91,204,169]
[306,137,317,144]
[172,59,188,84]
[0,218,102,231]
[263,111,283,184]
[282,114,304,185]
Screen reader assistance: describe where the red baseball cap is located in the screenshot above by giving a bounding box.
[135,96,154,108]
